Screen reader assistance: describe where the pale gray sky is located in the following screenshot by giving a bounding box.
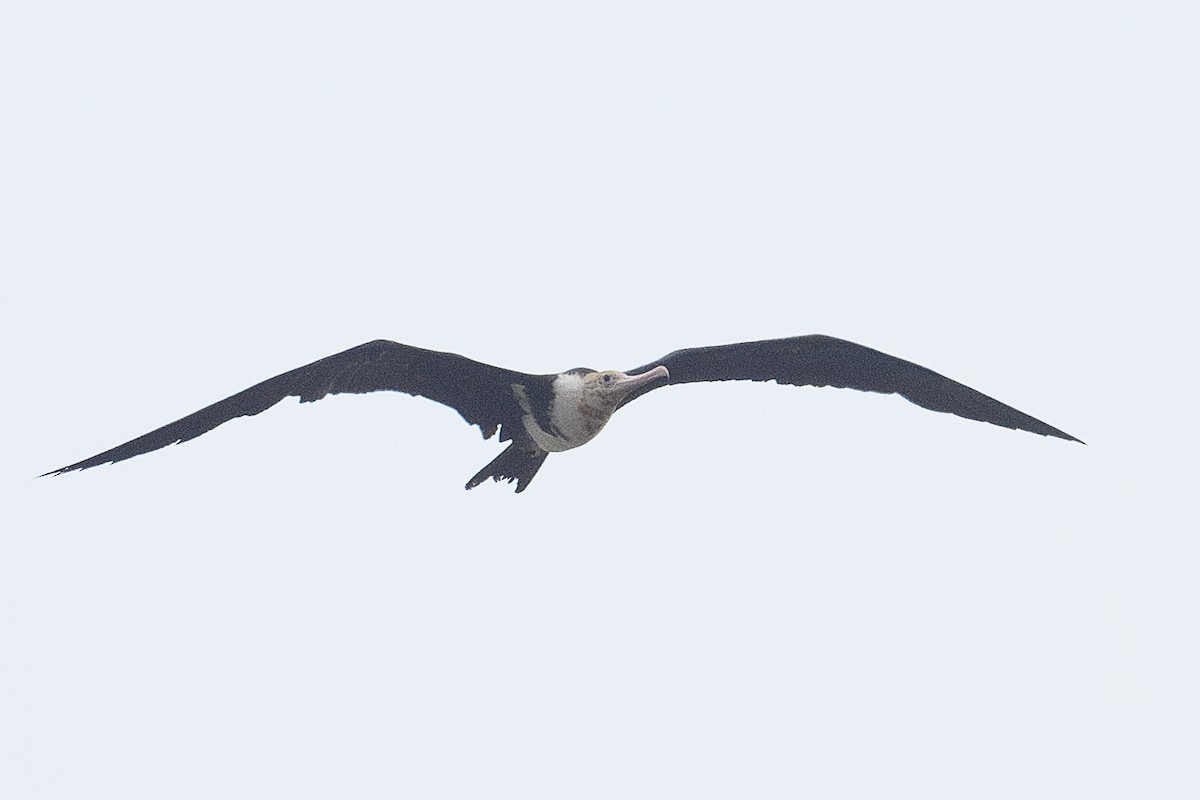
[3,2,1198,798]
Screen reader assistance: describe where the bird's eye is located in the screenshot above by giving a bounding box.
[602,374,613,383]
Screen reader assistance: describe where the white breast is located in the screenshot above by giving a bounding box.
[515,373,611,452]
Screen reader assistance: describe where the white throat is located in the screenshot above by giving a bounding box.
[515,373,612,452]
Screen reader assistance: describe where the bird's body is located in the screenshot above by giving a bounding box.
[45,334,1081,491]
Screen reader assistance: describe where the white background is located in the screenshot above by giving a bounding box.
[3,2,1197,797]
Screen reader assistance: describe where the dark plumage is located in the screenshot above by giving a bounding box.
[44,335,1081,491]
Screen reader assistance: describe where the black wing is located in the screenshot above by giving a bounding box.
[621,334,1081,442]
[45,340,535,474]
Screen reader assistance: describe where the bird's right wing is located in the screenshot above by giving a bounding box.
[45,340,534,474]
[621,334,1081,442]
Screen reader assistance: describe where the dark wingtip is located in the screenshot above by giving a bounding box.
[39,453,118,476]
[1037,423,1085,445]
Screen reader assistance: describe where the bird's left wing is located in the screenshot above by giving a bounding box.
[619,334,1080,442]
[45,340,533,474]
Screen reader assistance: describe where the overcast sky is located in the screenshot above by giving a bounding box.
[3,2,1198,798]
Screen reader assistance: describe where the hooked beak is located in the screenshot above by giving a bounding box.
[616,364,670,393]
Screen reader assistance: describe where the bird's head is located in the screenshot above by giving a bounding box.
[581,365,670,410]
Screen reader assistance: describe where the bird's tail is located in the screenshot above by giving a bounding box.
[465,441,548,493]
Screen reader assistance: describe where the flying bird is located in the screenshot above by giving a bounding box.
[44,335,1081,491]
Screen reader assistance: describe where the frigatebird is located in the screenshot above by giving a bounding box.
[44,335,1081,491]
